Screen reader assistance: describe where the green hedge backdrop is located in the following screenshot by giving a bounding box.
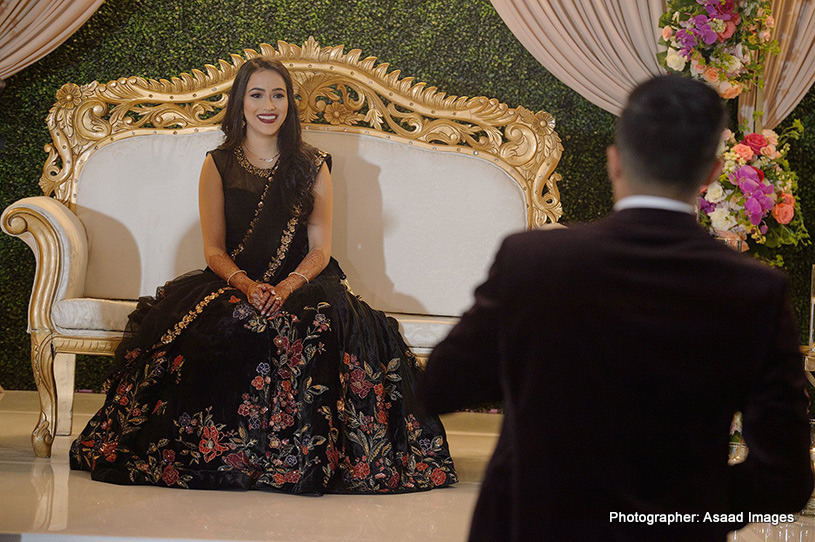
[1,0,814,392]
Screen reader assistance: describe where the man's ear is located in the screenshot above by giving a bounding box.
[701,158,723,189]
[607,145,626,201]
[606,145,622,184]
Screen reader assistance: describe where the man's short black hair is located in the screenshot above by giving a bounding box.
[615,75,727,193]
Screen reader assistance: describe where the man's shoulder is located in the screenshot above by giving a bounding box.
[501,221,604,254]
[717,246,790,292]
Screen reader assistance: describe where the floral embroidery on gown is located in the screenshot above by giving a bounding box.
[69,147,458,494]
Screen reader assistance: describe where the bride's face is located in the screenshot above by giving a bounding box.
[242,69,289,140]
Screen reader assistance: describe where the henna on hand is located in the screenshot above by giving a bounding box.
[248,281,278,316]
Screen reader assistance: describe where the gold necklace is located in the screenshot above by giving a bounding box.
[243,144,279,163]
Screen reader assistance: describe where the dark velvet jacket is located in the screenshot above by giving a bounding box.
[421,208,813,541]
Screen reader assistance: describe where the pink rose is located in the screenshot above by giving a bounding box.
[718,80,742,99]
[772,203,794,224]
[779,192,795,206]
[760,30,772,42]
[718,20,737,41]
[742,133,769,154]
[761,129,779,146]
[732,143,754,161]
[766,15,775,28]
[703,66,720,84]
[760,144,779,159]
[662,26,673,40]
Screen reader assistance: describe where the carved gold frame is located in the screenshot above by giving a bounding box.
[42,37,562,225]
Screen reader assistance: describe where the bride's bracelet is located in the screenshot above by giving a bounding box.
[288,271,309,285]
[226,269,247,286]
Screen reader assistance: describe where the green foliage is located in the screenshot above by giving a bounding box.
[0,0,813,390]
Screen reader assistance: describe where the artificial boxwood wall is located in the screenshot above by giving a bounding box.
[1,0,814,391]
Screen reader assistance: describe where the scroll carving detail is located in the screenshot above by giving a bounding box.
[40,37,562,226]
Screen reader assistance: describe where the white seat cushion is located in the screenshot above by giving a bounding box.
[387,313,458,351]
[52,298,136,332]
[51,298,457,351]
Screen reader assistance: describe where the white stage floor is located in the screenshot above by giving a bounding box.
[0,390,495,542]
[0,389,811,541]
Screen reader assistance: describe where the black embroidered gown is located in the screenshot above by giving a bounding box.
[69,147,458,494]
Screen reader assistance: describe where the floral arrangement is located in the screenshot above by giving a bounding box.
[658,0,779,99]
[699,121,809,261]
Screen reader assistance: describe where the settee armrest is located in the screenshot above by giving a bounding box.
[2,196,88,333]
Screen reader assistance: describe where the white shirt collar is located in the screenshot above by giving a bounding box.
[613,195,696,215]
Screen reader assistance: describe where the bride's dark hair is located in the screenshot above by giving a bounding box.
[219,57,318,218]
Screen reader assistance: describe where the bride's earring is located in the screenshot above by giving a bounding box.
[241,117,246,129]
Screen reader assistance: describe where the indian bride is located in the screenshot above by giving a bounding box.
[69,57,458,494]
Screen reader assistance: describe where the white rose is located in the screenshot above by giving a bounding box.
[705,182,726,203]
[709,208,737,231]
[665,48,687,72]
[724,54,742,74]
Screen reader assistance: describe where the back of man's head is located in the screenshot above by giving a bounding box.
[615,75,727,196]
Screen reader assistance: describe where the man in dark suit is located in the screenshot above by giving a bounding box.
[420,75,814,541]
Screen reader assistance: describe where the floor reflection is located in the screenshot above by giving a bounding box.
[0,391,493,541]
[2,391,812,541]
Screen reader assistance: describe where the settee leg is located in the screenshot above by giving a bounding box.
[30,333,56,457]
[53,352,76,436]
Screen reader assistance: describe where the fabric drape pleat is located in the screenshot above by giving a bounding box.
[490,0,667,116]
[0,0,104,82]
[492,0,815,127]
[738,0,815,130]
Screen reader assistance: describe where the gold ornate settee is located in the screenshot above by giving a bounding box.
[1,38,563,457]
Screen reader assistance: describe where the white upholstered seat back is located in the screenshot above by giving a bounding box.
[76,132,221,300]
[76,129,525,317]
[306,131,524,316]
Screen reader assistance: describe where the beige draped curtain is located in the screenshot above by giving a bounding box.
[0,0,104,86]
[739,0,815,130]
[491,0,815,128]
[490,0,667,116]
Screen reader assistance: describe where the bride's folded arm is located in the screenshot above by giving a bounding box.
[198,153,264,302]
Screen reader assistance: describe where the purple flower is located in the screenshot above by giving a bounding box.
[743,191,774,226]
[690,15,718,45]
[675,29,697,59]
[729,165,759,188]
[700,197,716,214]
[739,177,760,194]
[730,165,775,226]
[699,0,737,21]
[744,197,765,225]
[676,28,697,49]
